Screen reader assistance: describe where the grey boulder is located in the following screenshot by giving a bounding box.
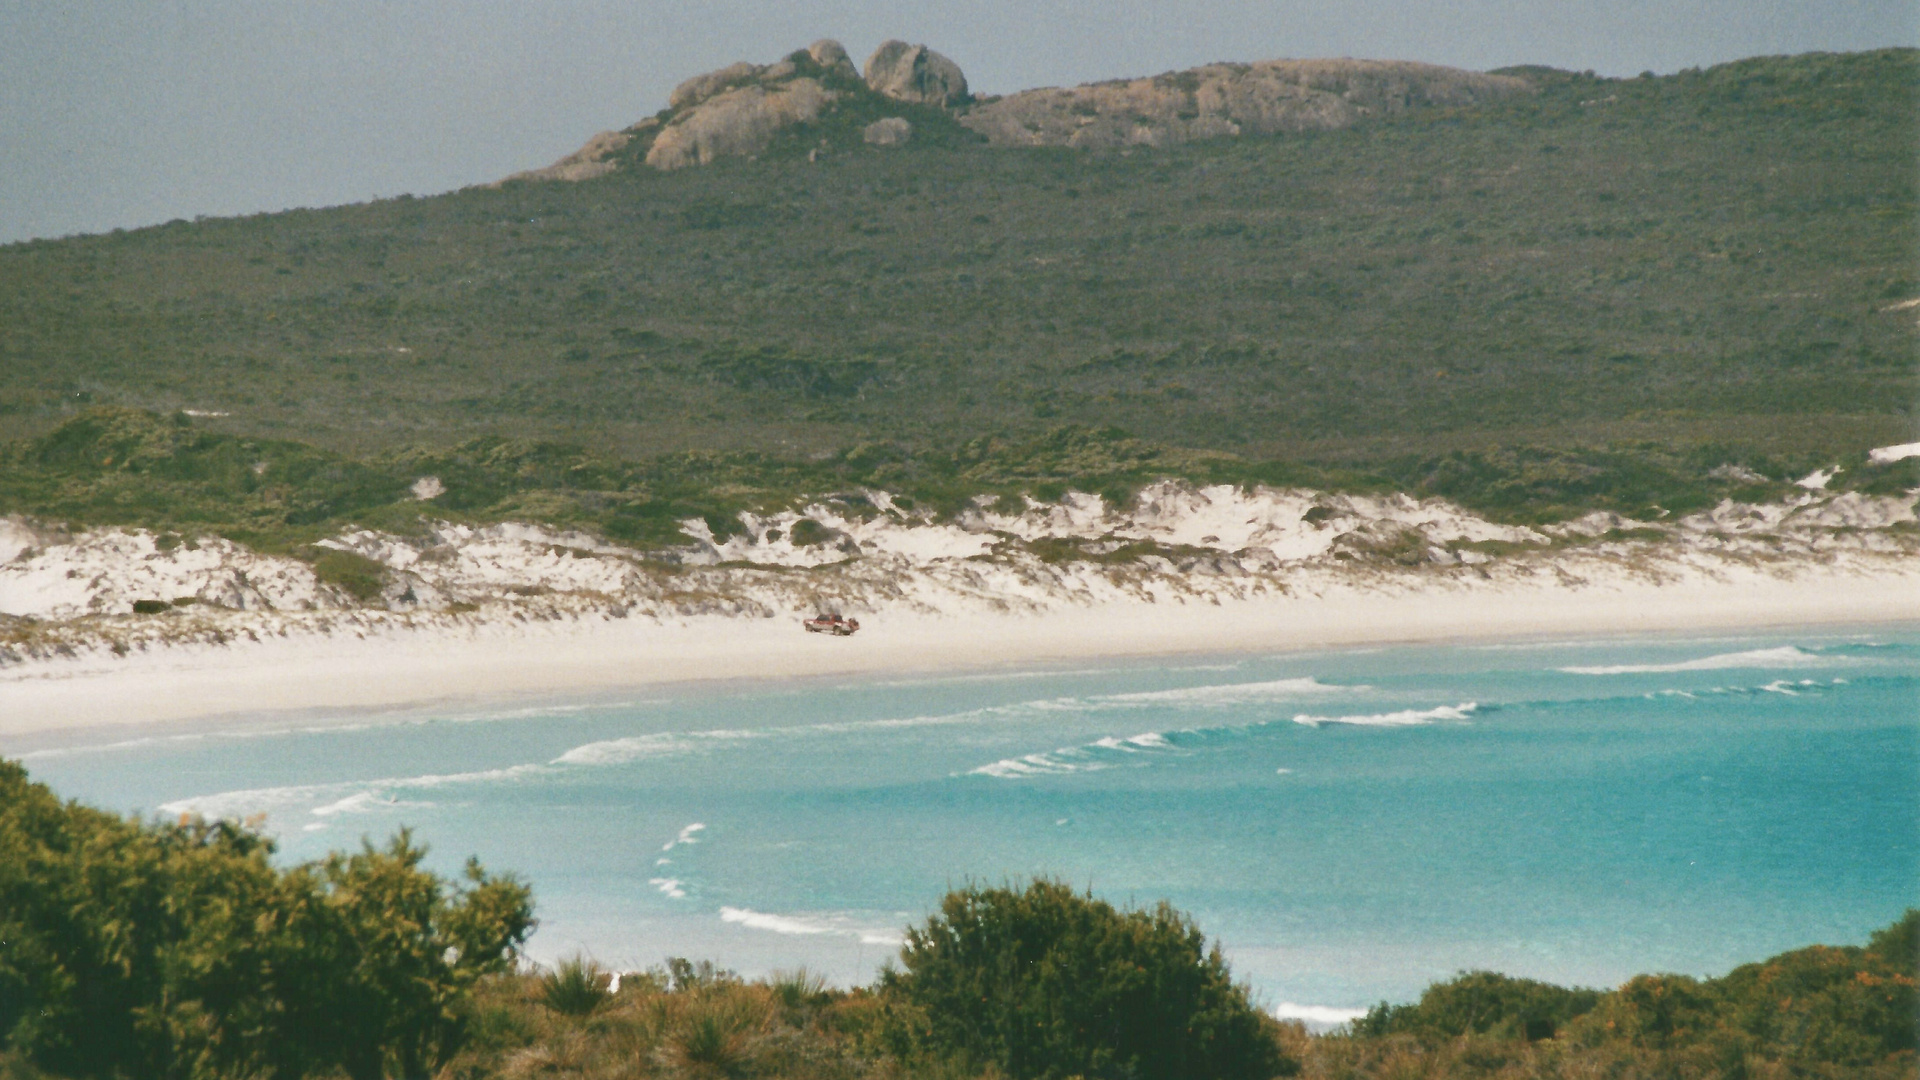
[864,40,968,106]
[647,79,835,170]
[668,60,763,111]
[863,117,912,146]
[808,39,858,77]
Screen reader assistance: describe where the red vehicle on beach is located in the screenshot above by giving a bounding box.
[803,613,860,636]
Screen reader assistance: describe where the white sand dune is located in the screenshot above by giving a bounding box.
[1,481,1914,738]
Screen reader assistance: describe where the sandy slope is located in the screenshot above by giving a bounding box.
[2,481,1914,739]
[3,556,1914,740]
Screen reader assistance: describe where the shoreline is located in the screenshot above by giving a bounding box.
[5,562,1915,745]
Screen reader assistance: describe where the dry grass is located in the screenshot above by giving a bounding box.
[445,968,1918,1080]
[451,972,894,1080]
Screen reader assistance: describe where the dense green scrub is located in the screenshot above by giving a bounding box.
[0,761,533,1080]
[325,905,1920,1080]
[2,765,1913,1079]
[7,408,1915,561]
[0,50,1912,474]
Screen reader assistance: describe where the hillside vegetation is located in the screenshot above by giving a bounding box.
[9,406,1917,570]
[0,49,1912,494]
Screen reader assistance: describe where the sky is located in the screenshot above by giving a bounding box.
[2,0,1914,245]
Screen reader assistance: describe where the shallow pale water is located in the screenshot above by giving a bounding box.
[13,625,1918,1015]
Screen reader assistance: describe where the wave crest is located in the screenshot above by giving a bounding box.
[1096,677,1357,705]
[158,763,547,822]
[1291,703,1477,728]
[1560,646,1836,675]
[719,906,903,945]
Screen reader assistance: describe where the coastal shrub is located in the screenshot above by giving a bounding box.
[881,879,1295,1080]
[787,518,832,547]
[0,759,534,1080]
[1354,971,1603,1042]
[0,409,1891,572]
[1344,911,1920,1074]
[769,968,831,1016]
[1690,924,1917,1066]
[665,956,738,993]
[308,547,388,602]
[659,990,770,1075]
[539,955,612,1016]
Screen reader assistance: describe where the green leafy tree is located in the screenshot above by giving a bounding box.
[0,760,533,1080]
[882,879,1293,1080]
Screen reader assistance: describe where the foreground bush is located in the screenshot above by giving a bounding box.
[3,760,1913,1080]
[1355,971,1603,1042]
[0,760,534,1080]
[881,879,1295,1080]
[1345,909,1917,1078]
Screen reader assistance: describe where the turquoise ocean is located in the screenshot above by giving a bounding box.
[11,625,1918,1015]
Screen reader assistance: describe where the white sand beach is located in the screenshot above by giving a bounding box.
[4,480,1915,740]
[4,556,1913,739]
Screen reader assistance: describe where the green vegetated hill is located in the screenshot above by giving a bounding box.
[0,49,1914,533]
[9,407,1917,564]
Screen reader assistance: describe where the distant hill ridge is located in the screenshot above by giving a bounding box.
[506,39,1532,181]
[3,48,1911,477]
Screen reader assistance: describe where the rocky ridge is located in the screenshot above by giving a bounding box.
[961,58,1530,149]
[504,40,1531,180]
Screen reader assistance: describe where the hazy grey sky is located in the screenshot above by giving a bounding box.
[2,1,1913,244]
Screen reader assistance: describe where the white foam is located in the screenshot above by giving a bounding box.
[969,751,1108,779]
[1560,646,1833,675]
[719,906,903,946]
[1098,677,1355,706]
[1291,702,1476,728]
[719,907,834,935]
[649,877,687,899]
[969,724,1194,778]
[662,822,705,851]
[552,733,703,766]
[1868,442,1920,465]
[310,791,430,817]
[1090,732,1167,752]
[158,762,547,822]
[1273,1002,1368,1026]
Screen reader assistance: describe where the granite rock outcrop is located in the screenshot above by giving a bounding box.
[961,58,1530,149]
[863,40,970,106]
[862,117,913,146]
[504,44,1530,182]
[646,78,836,170]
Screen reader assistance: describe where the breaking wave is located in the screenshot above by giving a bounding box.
[1560,646,1838,675]
[970,731,1173,778]
[970,701,1476,778]
[1273,1003,1370,1027]
[548,677,1359,774]
[719,907,903,946]
[1095,677,1358,706]
[157,763,548,823]
[1291,703,1478,728]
